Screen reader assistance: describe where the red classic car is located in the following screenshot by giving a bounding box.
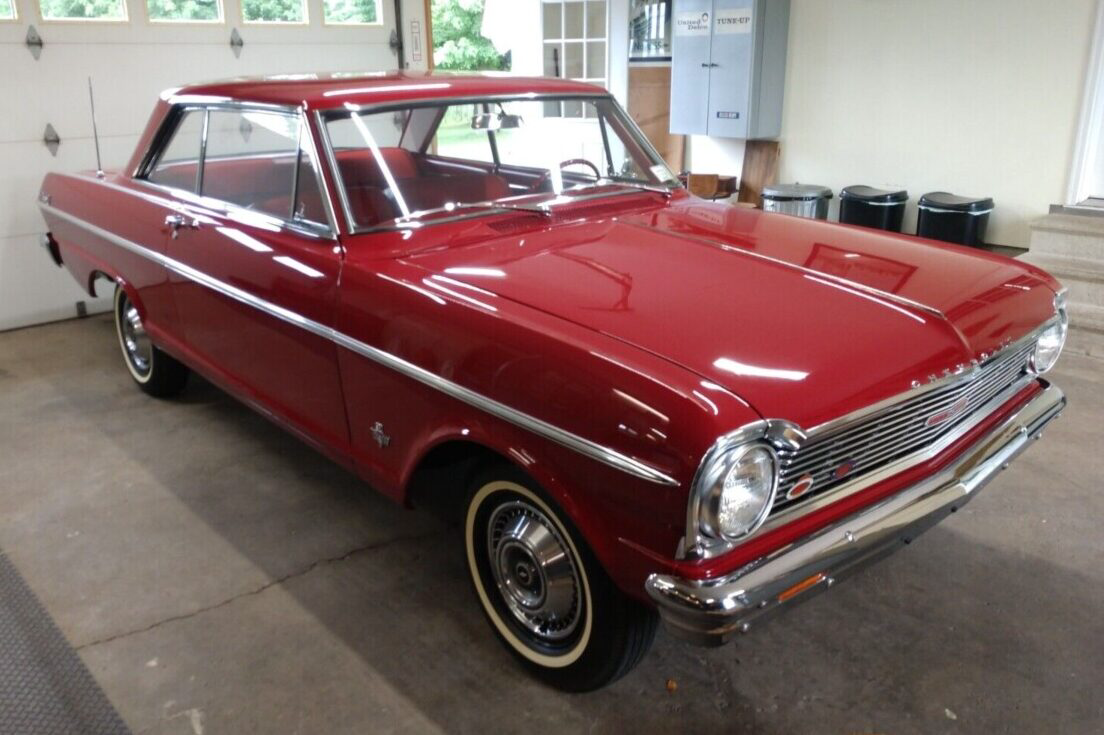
[38,72,1068,691]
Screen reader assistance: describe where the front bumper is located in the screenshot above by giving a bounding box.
[645,382,1066,646]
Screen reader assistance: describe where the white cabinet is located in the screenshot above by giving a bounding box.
[669,0,790,139]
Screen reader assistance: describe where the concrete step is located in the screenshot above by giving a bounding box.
[1020,252,1104,307]
[1028,213,1104,258]
[1065,302,1104,359]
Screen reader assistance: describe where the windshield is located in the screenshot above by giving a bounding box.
[322,95,680,230]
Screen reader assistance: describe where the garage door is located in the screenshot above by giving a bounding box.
[0,0,401,331]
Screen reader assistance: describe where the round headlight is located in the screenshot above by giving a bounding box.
[698,444,778,540]
[1031,310,1067,375]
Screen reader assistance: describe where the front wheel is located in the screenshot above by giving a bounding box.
[464,468,657,691]
[114,286,189,397]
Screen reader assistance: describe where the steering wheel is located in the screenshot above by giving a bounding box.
[529,158,603,192]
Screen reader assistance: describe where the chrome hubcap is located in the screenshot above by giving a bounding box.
[120,299,152,375]
[487,500,581,641]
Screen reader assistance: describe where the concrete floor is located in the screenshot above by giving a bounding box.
[1,314,1102,735]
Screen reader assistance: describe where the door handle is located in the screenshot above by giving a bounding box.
[164,214,200,238]
[701,62,719,68]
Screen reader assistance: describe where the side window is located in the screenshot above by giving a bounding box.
[147,110,205,192]
[202,110,303,221]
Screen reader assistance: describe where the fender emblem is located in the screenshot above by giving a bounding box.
[369,421,391,448]
[925,396,969,427]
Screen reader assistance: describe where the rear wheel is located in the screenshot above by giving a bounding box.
[464,467,657,691]
[114,286,189,397]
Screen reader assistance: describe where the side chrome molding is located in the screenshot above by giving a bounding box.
[39,203,680,487]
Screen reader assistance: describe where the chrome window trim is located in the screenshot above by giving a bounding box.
[135,101,341,239]
[39,202,678,488]
[315,93,682,236]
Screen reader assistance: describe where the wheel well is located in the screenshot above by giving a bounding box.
[405,440,512,523]
[88,270,114,298]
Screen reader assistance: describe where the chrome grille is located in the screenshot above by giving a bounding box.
[773,341,1034,515]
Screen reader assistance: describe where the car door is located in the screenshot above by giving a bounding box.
[155,104,351,458]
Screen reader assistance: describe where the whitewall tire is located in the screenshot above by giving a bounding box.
[464,467,657,691]
[113,286,189,397]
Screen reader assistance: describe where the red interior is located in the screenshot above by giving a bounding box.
[147,147,529,227]
[333,148,513,225]
[147,155,328,224]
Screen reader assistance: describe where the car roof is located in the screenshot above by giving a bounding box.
[164,71,608,110]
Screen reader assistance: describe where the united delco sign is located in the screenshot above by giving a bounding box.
[715,8,753,34]
[675,8,753,36]
[675,11,711,36]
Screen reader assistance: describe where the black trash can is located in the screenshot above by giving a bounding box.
[916,192,993,247]
[839,185,908,232]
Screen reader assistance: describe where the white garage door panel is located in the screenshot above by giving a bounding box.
[0,235,110,332]
[0,136,140,239]
[4,42,399,145]
[0,0,401,331]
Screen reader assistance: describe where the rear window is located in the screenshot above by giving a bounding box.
[147,110,204,191]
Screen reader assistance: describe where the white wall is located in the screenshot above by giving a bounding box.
[683,0,1098,248]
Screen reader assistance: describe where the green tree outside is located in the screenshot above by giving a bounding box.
[324,0,378,23]
[432,0,509,71]
[147,0,219,21]
[39,0,126,19]
[241,0,304,23]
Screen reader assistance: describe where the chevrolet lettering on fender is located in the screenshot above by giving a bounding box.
[37,72,1068,691]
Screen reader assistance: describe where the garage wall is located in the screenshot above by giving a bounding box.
[0,0,425,332]
[684,0,1098,249]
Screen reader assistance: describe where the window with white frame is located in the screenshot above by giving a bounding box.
[241,0,306,23]
[147,0,223,22]
[40,0,127,21]
[323,0,381,25]
[1,0,16,20]
[542,0,607,118]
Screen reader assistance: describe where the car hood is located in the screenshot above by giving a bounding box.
[402,198,1059,428]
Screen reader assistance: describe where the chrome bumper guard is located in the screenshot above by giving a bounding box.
[645,382,1066,647]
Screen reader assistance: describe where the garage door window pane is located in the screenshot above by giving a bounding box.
[40,0,126,21]
[323,0,380,24]
[1,0,15,20]
[148,110,205,192]
[147,0,221,22]
[242,0,305,23]
[202,110,301,219]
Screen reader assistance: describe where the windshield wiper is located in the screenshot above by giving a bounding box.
[564,180,675,199]
[391,200,552,226]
